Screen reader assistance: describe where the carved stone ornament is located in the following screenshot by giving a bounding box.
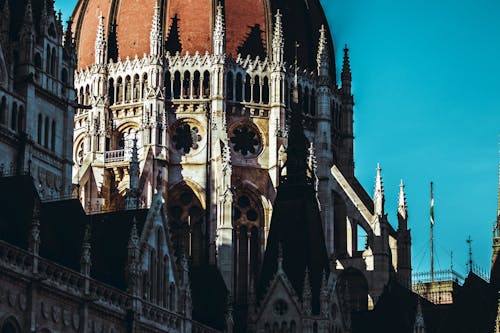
[52,305,61,323]
[18,293,27,311]
[63,309,71,326]
[41,301,49,319]
[72,313,80,330]
[7,290,16,307]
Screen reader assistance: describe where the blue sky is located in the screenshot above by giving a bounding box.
[55,0,500,276]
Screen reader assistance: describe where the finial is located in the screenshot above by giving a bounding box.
[374,163,385,216]
[341,44,352,93]
[272,9,284,65]
[317,25,329,76]
[94,13,107,64]
[398,179,408,219]
[213,1,225,56]
[23,0,33,23]
[150,0,163,56]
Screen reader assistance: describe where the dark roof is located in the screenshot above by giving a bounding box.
[0,175,38,250]
[257,91,329,314]
[190,265,228,331]
[437,272,498,333]
[353,279,448,333]
[89,209,149,290]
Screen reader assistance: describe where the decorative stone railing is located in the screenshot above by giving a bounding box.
[105,149,126,163]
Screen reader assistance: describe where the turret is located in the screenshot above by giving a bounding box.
[94,14,107,65]
[19,0,35,66]
[398,180,408,228]
[213,2,225,57]
[373,163,385,216]
[397,180,412,288]
[271,10,284,67]
[150,1,163,57]
[341,45,352,97]
[316,25,329,78]
[126,217,141,296]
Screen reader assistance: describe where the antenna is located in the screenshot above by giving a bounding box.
[466,236,473,273]
[430,182,435,282]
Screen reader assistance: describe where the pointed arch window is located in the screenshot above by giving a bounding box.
[233,192,263,305]
[0,96,6,125]
[167,186,206,266]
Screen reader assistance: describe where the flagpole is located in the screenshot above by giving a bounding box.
[430,182,435,282]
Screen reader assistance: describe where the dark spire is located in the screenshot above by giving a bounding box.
[341,44,352,96]
[257,48,329,313]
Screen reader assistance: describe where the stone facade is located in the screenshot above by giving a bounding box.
[0,0,75,200]
[70,0,412,319]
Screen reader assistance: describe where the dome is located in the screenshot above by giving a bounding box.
[72,0,335,73]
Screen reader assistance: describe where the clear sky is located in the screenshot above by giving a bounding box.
[55,0,500,277]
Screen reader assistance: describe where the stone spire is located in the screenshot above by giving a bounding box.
[398,180,408,221]
[283,48,308,185]
[302,268,312,315]
[40,0,49,35]
[150,0,163,56]
[341,44,352,96]
[374,163,385,216]
[64,20,74,51]
[213,2,225,56]
[29,203,41,255]
[272,9,284,66]
[80,224,92,276]
[94,14,107,65]
[316,25,329,77]
[126,217,141,295]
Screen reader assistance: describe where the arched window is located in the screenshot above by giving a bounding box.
[46,45,51,73]
[51,120,56,151]
[18,106,24,132]
[244,74,251,102]
[116,77,123,103]
[193,71,200,99]
[253,75,260,103]
[236,73,243,102]
[38,114,43,144]
[1,318,20,333]
[0,96,6,125]
[51,47,57,76]
[10,102,17,131]
[226,71,234,101]
[262,76,269,104]
[173,71,181,99]
[108,78,115,105]
[233,192,263,305]
[202,71,210,98]
[133,74,140,101]
[44,117,49,148]
[183,71,191,98]
[125,76,131,102]
[85,85,90,105]
[167,186,205,266]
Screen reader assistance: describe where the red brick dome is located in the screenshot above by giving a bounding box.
[72,0,335,73]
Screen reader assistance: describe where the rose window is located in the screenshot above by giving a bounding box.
[230,125,261,157]
[172,123,202,154]
[233,194,259,225]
